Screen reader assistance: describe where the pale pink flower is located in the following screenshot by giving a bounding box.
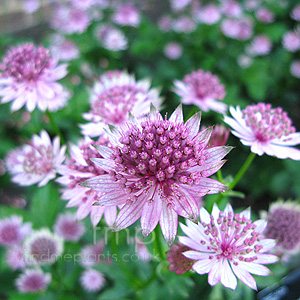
[170,0,192,12]
[23,0,40,14]
[179,203,279,290]
[0,215,31,246]
[196,4,221,25]
[263,201,300,254]
[164,42,183,60]
[6,245,27,270]
[247,35,272,56]
[208,124,230,147]
[291,5,300,21]
[83,105,232,244]
[80,269,105,292]
[221,18,253,40]
[95,24,128,51]
[255,7,275,23]
[112,3,141,27]
[56,136,117,226]
[23,228,64,266]
[51,6,90,34]
[70,0,95,10]
[221,0,243,18]
[80,70,162,137]
[173,69,227,114]
[54,213,85,241]
[135,238,151,261]
[50,36,79,62]
[237,54,253,68]
[282,31,300,52]
[80,241,105,267]
[6,130,66,187]
[173,16,196,33]
[290,60,300,78]
[224,104,300,160]
[244,0,260,11]
[166,242,195,274]
[158,15,173,32]
[0,43,69,112]
[16,269,51,293]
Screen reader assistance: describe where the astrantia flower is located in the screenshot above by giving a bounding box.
[208,124,230,147]
[179,203,279,290]
[263,201,300,253]
[291,5,300,21]
[282,31,300,52]
[170,0,192,12]
[80,70,162,137]
[16,269,51,293]
[255,7,274,23]
[112,3,141,27]
[247,35,272,56]
[0,43,69,112]
[173,16,196,33]
[57,136,117,226]
[6,245,27,270]
[70,0,95,10]
[224,104,300,160]
[158,15,173,32]
[196,4,221,25]
[166,242,195,274]
[50,36,79,62]
[80,241,105,267]
[5,130,66,187]
[0,215,32,246]
[221,0,242,18]
[290,60,300,78]
[54,213,85,241]
[83,105,232,244]
[80,269,105,292]
[173,69,227,114]
[164,43,183,60]
[221,18,253,41]
[23,229,64,265]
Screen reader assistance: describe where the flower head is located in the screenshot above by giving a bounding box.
[164,42,183,60]
[23,229,64,265]
[255,8,274,23]
[80,241,105,267]
[173,69,227,114]
[247,35,272,56]
[208,125,230,147]
[224,104,300,160]
[166,242,195,274]
[50,36,79,62]
[80,269,105,292]
[83,105,232,244]
[16,269,51,293]
[0,43,69,112]
[6,130,66,187]
[173,16,196,33]
[80,70,162,137]
[221,18,253,41]
[6,245,27,270]
[221,0,242,18]
[263,201,300,253]
[196,4,221,25]
[291,5,300,21]
[282,31,300,52]
[290,60,300,78]
[0,215,32,246]
[179,203,279,290]
[112,3,141,27]
[57,136,117,226]
[54,213,85,241]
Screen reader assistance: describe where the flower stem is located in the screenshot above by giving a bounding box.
[45,110,65,144]
[229,152,256,190]
[154,226,166,261]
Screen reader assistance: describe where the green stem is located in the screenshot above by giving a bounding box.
[46,110,65,144]
[154,226,166,261]
[217,170,223,183]
[228,152,256,190]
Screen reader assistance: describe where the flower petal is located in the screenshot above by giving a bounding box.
[160,201,178,245]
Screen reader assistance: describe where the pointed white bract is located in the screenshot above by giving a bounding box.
[224,103,300,160]
[179,203,279,290]
[83,105,231,244]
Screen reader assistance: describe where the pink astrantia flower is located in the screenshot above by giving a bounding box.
[112,3,141,27]
[80,70,162,137]
[82,105,232,244]
[263,201,300,254]
[80,269,105,292]
[224,104,300,160]
[23,0,40,14]
[255,7,275,23]
[166,242,195,274]
[80,240,105,267]
[196,4,221,25]
[0,215,32,246]
[179,203,279,290]
[16,269,51,293]
[6,130,66,187]
[6,245,27,270]
[282,31,300,52]
[173,16,196,33]
[54,213,85,241]
[208,125,230,147]
[0,43,69,112]
[291,5,300,21]
[158,15,173,32]
[173,69,227,114]
[50,36,79,62]
[70,0,95,10]
[221,18,253,40]
[170,0,192,12]
[221,0,242,18]
[57,136,117,226]
[290,60,300,78]
[247,35,272,56]
[164,43,183,60]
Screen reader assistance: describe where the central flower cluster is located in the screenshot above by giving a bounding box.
[184,70,225,100]
[112,118,208,197]
[0,44,51,82]
[242,102,295,141]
